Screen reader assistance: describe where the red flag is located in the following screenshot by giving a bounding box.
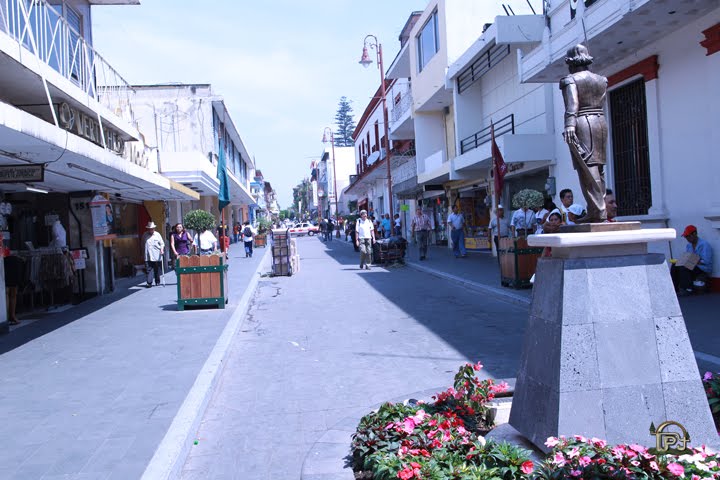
[491,123,507,203]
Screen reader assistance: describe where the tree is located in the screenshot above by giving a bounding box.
[334,96,356,147]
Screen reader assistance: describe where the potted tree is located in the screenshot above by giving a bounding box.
[254,217,272,248]
[176,210,228,310]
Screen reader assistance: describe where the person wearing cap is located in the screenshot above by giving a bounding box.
[488,205,510,261]
[671,225,713,296]
[142,221,165,288]
[565,204,586,225]
[355,210,375,269]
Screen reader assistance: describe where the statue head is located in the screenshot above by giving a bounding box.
[565,44,593,67]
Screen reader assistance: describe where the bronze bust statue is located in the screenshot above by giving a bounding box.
[560,44,608,223]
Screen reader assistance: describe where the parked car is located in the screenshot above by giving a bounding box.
[288,222,318,236]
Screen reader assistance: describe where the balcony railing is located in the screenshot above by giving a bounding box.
[0,0,135,126]
[390,89,412,125]
[460,113,514,155]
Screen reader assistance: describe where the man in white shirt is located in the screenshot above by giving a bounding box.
[142,221,165,287]
[446,205,467,258]
[511,207,536,237]
[354,210,375,270]
[193,227,218,255]
[488,205,510,258]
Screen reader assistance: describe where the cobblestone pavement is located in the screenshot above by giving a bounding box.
[180,237,529,479]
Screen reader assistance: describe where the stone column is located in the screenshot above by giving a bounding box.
[509,224,719,450]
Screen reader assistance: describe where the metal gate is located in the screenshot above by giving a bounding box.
[609,78,652,216]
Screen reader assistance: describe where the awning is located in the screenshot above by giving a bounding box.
[168,180,200,201]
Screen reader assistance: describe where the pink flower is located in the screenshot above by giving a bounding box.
[473,362,483,371]
[649,461,659,471]
[553,452,567,466]
[574,435,587,443]
[666,463,685,476]
[578,456,592,467]
[521,461,534,474]
[412,410,428,424]
[570,470,582,477]
[397,467,414,479]
[567,447,580,459]
[591,437,607,448]
[385,422,395,430]
[401,418,416,434]
[629,444,647,454]
[704,371,713,381]
[545,437,560,448]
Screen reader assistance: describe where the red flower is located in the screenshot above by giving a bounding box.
[397,467,414,480]
[521,461,534,474]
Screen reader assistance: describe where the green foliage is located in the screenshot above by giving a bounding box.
[347,200,358,213]
[183,210,215,232]
[351,362,524,479]
[256,217,272,234]
[334,96,356,147]
[511,189,544,209]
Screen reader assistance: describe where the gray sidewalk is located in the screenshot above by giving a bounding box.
[0,246,267,480]
[402,240,720,372]
[180,236,531,479]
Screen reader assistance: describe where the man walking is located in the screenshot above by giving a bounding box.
[411,207,432,260]
[242,221,256,258]
[142,221,165,288]
[327,218,334,241]
[447,205,467,258]
[354,210,375,270]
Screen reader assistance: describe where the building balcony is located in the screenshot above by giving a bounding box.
[390,88,414,140]
[520,0,716,83]
[0,0,138,138]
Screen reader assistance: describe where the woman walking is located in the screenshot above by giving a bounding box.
[170,223,192,266]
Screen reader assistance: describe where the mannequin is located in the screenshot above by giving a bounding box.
[51,219,67,249]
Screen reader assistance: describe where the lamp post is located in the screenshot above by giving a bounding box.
[359,34,393,222]
[322,127,339,224]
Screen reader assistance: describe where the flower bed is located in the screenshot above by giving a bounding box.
[703,371,720,432]
[351,362,720,479]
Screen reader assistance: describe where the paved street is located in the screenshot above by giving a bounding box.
[180,236,530,479]
[0,246,264,480]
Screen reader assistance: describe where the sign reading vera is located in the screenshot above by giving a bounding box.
[0,164,44,183]
[56,102,125,155]
[89,195,117,240]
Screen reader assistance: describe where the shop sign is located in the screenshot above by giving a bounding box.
[89,195,117,241]
[0,164,44,183]
[70,248,88,270]
[57,102,125,155]
[508,162,525,173]
[400,204,410,212]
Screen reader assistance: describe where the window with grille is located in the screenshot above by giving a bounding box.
[609,78,652,216]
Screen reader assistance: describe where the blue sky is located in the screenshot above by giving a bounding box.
[92,0,428,207]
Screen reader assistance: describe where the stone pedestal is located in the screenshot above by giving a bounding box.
[509,227,719,451]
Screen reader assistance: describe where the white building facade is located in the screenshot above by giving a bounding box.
[519,0,720,288]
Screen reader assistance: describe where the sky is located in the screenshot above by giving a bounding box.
[91,0,429,207]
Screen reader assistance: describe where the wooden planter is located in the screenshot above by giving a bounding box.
[498,237,543,289]
[176,255,228,310]
[254,234,268,248]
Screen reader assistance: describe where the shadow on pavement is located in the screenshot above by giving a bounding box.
[311,237,527,379]
[0,275,147,355]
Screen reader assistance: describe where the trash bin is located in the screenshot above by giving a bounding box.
[498,236,543,289]
[176,254,228,310]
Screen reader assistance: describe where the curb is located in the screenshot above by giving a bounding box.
[140,248,272,480]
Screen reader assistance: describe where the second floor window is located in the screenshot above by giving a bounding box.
[417,10,439,72]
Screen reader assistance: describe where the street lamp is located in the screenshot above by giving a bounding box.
[359,34,393,222]
[322,127,339,223]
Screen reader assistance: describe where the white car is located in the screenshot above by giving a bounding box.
[288,222,318,236]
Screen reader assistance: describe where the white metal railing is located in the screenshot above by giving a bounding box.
[0,0,135,126]
[390,88,413,125]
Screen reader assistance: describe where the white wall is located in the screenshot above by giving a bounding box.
[545,7,720,276]
[414,112,446,174]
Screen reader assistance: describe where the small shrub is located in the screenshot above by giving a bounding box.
[183,210,215,233]
[512,189,544,210]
